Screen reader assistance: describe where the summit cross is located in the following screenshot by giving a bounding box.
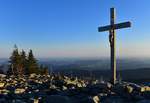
[98,8,131,84]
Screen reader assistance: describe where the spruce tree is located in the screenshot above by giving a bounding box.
[8,45,21,75]
[20,50,27,75]
[8,46,45,75]
[27,49,39,74]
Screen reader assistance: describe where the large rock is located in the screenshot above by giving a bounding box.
[0,98,6,103]
[128,82,141,91]
[139,86,150,92]
[142,91,150,99]
[87,83,111,95]
[102,96,125,103]
[125,85,133,93]
[79,96,95,103]
[0,74,6,78]
[136,100,150,103]
[113,83,134,95]
[45,95,72,103]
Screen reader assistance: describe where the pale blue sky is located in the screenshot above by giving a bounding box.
[0,0,149,58]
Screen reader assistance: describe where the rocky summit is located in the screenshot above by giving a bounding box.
[0,74,149,103]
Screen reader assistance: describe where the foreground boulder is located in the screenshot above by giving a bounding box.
[78,96,95,103]
[45,95,72,103]
[136,100,150,103]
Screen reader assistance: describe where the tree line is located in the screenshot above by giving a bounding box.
[7,45,49,75]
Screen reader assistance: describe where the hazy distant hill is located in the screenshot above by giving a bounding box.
[0,58,150,83]
[1,57,150,71]
[39,58,150,70]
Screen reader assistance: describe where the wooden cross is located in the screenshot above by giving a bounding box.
[98,8,131,84]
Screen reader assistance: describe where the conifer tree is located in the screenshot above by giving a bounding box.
[8,46,48,75]
[27,49,39,74]
[8,45,21,75]
[20,50,27,75]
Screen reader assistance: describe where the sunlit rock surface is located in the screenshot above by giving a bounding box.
[0,74,149,103]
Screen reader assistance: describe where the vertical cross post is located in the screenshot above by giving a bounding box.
[110,8,116,84]
[98,8,131,85]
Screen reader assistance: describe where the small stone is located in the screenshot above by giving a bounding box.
[29,73,36,78]
[0,83,5,88]
[15,88,26,94]
[34,99,39,103]
[125,85,133,93]
[62,86,67,90]
[93,96,100,103]
[0,89,9,95]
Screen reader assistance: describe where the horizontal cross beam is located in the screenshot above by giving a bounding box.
[98,21,131,32]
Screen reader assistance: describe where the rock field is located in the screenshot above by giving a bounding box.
[0,74,149,103]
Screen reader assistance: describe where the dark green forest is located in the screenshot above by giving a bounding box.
[7,45,49,76]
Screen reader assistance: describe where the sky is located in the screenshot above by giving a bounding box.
[0,0,150,58]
